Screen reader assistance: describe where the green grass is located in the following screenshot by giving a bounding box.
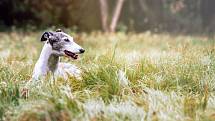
[0,31,215,121]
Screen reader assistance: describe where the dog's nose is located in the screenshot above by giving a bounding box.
[79,49,85,53]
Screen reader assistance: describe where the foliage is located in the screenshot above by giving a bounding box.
[0,0,215,33]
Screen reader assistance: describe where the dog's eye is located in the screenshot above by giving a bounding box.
[64,39,70,42]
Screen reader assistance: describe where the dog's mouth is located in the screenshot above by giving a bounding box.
[64,50,78,59]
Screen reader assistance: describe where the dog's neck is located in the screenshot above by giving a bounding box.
[32,43,59,80]
[38,43,60,72]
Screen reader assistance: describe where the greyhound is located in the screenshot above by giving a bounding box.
[32,29,85,81]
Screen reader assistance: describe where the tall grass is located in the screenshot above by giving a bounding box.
[0,31,215,120]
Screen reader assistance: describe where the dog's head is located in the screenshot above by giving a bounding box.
[41,29,85,59]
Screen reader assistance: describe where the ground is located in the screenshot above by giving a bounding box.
[0,31,215,121]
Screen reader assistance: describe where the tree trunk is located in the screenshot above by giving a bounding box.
[110,0,125,32]
[99,0,109,32]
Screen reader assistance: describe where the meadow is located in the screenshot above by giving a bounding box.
[0,31,215,121]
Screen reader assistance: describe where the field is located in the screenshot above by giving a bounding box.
[0,31,215,121]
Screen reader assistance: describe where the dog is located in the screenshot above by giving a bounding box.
[32,29,85,81]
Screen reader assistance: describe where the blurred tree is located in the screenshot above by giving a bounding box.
[200,0,215,33]
[99,0,125,32]
[110,0,125,32]
[138,0,164,31]
[99,0,109,32]
[27,0,101,31]
[0,0,36,27]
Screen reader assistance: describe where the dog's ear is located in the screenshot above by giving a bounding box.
[41,32,51,42]
[56,29,62,32]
